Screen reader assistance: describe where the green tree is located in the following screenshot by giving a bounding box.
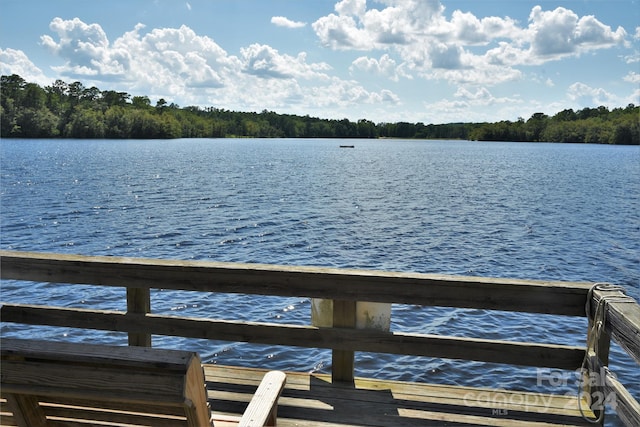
[2,73,638,143]
[18,107,59,137]
[526,113,549,141]
[101,90,130,107]
[64,107,105,138]
[132,96,151,109]
[104,106,133,138]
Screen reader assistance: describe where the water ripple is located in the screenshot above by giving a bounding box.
[1,138,638,417]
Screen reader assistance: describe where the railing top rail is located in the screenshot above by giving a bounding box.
[0,250,593,315]
[589,284,640,365]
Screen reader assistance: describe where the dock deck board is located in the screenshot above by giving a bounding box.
[204,364,596,427]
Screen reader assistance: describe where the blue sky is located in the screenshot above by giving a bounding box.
[1,0,639,124]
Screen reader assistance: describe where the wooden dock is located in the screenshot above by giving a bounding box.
[0,362,600,427]
[1,250,639,426]
[204,364,599,426]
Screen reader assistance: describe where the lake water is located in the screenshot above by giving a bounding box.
[1,138,639,424]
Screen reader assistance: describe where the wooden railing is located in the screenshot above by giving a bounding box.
[1,250,639,425]
[585,284,640,425]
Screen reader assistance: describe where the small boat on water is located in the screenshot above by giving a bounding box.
[339,145,355,148]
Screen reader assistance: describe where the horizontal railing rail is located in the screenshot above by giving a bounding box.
[0,250,593,371]
[0,303,585,369]
[2,249,639,426]
[0,250,593,314]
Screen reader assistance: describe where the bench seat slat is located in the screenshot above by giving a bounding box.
[41,402,188,427]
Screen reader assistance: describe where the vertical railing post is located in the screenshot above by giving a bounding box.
[126,287,151,347]
[584,287,613,425]
[331,299,356,384]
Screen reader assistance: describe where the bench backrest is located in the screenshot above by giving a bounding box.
[1,338,211,427]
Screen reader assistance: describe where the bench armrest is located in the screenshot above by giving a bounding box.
[238,371,286,427]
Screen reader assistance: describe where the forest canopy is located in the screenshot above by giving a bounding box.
[1,74,638,144]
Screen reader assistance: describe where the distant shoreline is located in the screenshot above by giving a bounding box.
[4,137,640,148]
[2,74,639,145]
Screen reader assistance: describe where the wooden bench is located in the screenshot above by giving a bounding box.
[0,338,286,427]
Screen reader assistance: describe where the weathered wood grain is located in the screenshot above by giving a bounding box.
[590,287,640,365]
[603,369,640,427]
[204,364,597,427]
[0,250,593,315]
[1,304,586,369]
[332,300,356,383]
[126,287,151,347]
[1,338,210,427]
[3,250,638,426]
[239,370,287,427]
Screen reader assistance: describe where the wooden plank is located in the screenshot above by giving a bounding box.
[603,369,640,427]
[218,365,593,416]
[30,395,187,418]
[4,394,47,427]
[203,364,596,427]
[584,346,640,427]
[590,287,640,364]
[184,358,212,427]
[39,403,188,427]
[1,338,194,371]
[1,304,586,369]
[396,407,584,427]
[331,300,356,383]
[1,339,212,427]
[1,359,187,403]
[204,365,592,417]
[0,397,18,427]
[238,370,286,427]
[0,250,593,315]
[127,287,151,347]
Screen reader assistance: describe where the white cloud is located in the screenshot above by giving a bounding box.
[335,0,367,18]
[625,53,640,63]
[527,7,576,56]
[271,16,306,29]
[349,54,410,81]
[630,88,640,105]
[450,86,519,109]
[422,55,522,86]
[312,13,372,50]
[312,2,628,87]
[0,48,50,86]
[557,81,638,111]
[42,18,238,94]
[567,82,615,106]
[227,73,399,118]
[424,93,524,124]
[428,43,464,70]
[31,17,397,118]
[41,17,130,78]
[527,6,626,59]
[308,76,400,108]
[186,2,191,11]
[449,10,522,46]
[379,89,400,104]
[240,44,330,79]
[454,87,492,101]
[624,71,640,84]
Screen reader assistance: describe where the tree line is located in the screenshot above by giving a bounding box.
[1,74,638,144]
